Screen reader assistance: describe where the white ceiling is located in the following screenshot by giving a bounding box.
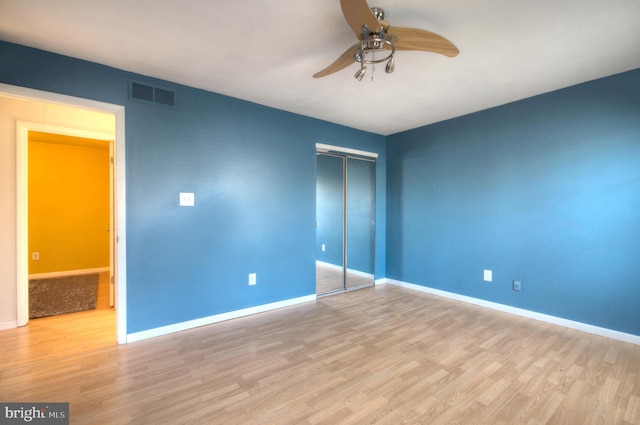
[1,0,639,135]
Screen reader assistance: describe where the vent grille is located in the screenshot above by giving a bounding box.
[154,87,175,106]
[129,81,176,107]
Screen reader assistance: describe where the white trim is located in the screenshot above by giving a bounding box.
[16,123,28,327]
[383,278,640,346]
[114,105,127,345]
[28,267,109,280]
[316,260,342,272]
[1,83,127,344]
[315,143,378,159]
[127,294,317,343]
[0,321,18,331]
[18,123,114,142]
[316,260,374,279]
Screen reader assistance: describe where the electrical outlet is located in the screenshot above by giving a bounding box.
[248,273,256,286]
[321,244,326,252]
[513,280,522,291]
[179,192,194,206]
[484,269,492,282]
[32,252,40,260]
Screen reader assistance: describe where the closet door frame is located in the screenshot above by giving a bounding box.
[315,144,377,296]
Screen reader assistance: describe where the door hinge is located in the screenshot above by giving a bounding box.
[110,276,114,284]
[110,156,114,164]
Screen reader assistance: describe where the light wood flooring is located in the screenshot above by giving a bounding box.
[1,282,639,424]
[1,272,116,370]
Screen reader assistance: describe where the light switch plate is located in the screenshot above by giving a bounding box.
[179,192,194,206]
[484,269,492,282]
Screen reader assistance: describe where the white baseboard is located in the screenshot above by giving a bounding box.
[127,294,317,343]
[381,278,640,346]
[316,260,374,279]
[348,268,374,279]
[0,320,18,331]
[29,267,109,280]
[316,260,342,271]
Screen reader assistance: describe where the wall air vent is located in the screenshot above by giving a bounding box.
[129,81,176,107]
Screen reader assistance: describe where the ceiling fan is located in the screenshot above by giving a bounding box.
[313,0,459,80]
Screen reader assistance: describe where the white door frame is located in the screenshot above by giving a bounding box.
[109,136,116,307]
[2,83,128,344]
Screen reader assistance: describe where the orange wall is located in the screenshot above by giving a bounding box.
[28,138,110,274]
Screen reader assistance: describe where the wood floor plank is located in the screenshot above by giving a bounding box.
[1,283,639,424]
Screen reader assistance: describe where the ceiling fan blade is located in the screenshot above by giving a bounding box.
[313,44,360,78]
[388,27,459,57]
[340,0,381,38]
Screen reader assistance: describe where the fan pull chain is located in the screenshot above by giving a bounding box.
[371,50,375,81]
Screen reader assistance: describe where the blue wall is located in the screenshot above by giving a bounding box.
[0,41,386,334]
[387,69,640,335]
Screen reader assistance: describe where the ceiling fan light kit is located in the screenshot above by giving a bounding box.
[353,27,396,81]
[313,0,459,81]
[352,7,395,81]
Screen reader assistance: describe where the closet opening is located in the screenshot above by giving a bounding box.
[315,144,376,296]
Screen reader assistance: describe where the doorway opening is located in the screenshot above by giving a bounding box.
[1,83,127,345]
[315,143,377,295]
[27,130,114,315]
[18,123,117,354]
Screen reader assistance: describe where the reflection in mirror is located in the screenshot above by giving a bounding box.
[316,151,376,295]
[346,157,375,289]
[315,154,344,294]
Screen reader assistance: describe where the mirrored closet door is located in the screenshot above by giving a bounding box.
[315,145,376,295]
